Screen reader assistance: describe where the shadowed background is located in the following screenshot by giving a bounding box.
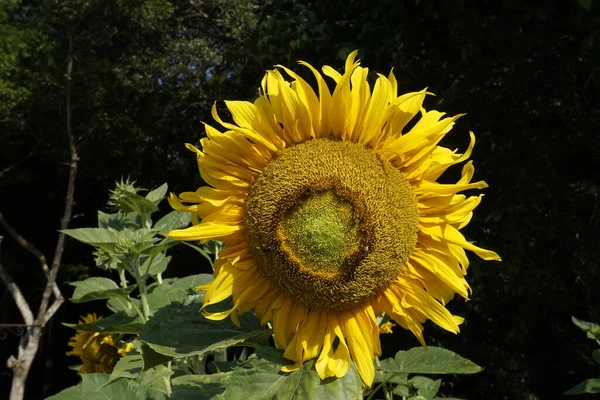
[1,0,599,399]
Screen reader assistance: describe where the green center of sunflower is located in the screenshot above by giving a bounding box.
[245,139,419,311]
[279,190,364,275]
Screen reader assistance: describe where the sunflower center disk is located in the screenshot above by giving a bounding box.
[279,190,364,276]
[245,139,419,311]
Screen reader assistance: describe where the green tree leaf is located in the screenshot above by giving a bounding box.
[138,301,267,358]
[379,347,483,375]
[47,373,166,400]
[70,277,135,303]
[220,348,362,400]
[564,378,600,395]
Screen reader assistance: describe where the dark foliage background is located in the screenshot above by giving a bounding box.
[1,0,599,399]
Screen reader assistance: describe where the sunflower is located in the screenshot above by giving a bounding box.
[66,313,132,374]
[167,51,500,386]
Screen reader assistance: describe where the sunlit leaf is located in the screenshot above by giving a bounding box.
[221,348,362,400]
[379,347,482,375]
[70,277,135,303]
[564,378,600,395]
[47,373,166,400]
[138,301,267,359]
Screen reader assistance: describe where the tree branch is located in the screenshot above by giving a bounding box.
[0,237,34,326]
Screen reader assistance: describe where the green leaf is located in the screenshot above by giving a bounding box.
[564,378,600,395]
[47,373,166,400]
[98,211,143,230]
[62,228,120,251]
[392,383,410,397]
[148,238,180,257]
[70,277,135,303]
[138,301,267,359]
[168,274,213,292]
[65,311,143,334]
[220,348,362,400]
[109,353,143,382]
[409,376,441,399]
[154,210,191,235]
[146,183,168,204]
[379,347,483,375]
[139,253,171,277]
[119,191,159,216]
[572,316,600,343]
[145,275,212,315]
[146,282,188,314]
[140,341,174,370]
[107,297,141,317]
[579,0,592,10]
[142,365,173,392]
[171,374,229,400]
[592,349,600,364]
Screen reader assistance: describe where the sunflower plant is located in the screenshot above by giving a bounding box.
[51,53,499,400]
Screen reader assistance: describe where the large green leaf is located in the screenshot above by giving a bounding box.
[564,378,600,395]
[70,277,135,303]
[154,210,191,235]
[62,228,120,251]
[118,191,159,216]
[98,211,143,231]
[220,348,362,400]
[65,311,143,334]
[47,373,166,400]
[146,282,189,314]
[138,301,268,358]
[171,374,229,400]
[379,347,482,375]
[146,183,168,204]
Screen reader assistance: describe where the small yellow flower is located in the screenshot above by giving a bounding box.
[168,51,500,386]
[66,314,131,374]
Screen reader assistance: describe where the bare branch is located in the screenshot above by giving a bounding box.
[0,213,62,309]
[0,237,34,326]
[37,33,77,321]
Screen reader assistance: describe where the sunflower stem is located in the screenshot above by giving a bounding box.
[137,279,150,321]
[127,298,145,322]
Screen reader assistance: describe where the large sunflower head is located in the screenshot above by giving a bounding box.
[167,51,500,386]
[66,313,132,374]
